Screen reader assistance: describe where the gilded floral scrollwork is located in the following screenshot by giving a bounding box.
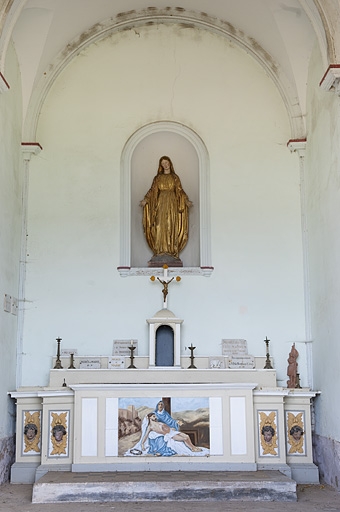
[50,412,68,455]
[259,411,278,456]
[23,411,41,453]
[287,412,304,454]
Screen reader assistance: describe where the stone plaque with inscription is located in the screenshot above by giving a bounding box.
[79,358,101,369]
[209,357,225,369]
[108,357,125,369]
[61,348,78,356]
[228,355,255,369]
[222,339,248,356]
[113,340,138,357]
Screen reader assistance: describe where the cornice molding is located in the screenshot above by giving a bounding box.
[21,142,43,161]
[117,266,214,278]
[319,64,340,93]
[287,138,307,157]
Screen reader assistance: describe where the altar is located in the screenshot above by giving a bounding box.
[9,351,319,486]
[9,275,319,486]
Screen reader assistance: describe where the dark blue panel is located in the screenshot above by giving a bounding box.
[156,325,174,366]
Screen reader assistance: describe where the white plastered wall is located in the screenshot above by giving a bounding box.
[22,23,305,387]
[305,43,340,449]
[0,41,22,476]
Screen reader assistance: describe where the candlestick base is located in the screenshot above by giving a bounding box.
[68,353,75,370]
[187,344,197,369]
[187,362,197,369]
[128,346,137,369]
[264,357,273,370]
[295,372,302,389]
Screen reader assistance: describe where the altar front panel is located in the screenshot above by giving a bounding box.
[71,383,256,468]
[9,373,318,483]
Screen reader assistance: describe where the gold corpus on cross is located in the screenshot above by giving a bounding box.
[150,264,181,308]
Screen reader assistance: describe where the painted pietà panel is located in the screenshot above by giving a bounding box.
[118,397,210,457]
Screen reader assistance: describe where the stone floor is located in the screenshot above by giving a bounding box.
[0,482,339,511]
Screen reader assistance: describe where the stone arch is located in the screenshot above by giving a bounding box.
[21,9,311,141]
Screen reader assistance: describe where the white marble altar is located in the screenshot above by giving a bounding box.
[9,354,319,485]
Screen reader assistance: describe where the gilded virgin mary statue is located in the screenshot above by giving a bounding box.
[140,156,193,267]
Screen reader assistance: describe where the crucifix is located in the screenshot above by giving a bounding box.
[150,264,181,308]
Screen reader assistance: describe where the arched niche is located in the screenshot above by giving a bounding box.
[119,121,213,276]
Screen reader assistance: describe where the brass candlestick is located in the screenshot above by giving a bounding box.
[128,344,136,369]
[188,343,197,369]
[68,353,75,369]
[295,373,302,389]
[54,337,63,369]
[263,336,273,369]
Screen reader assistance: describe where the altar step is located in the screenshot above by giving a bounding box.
[32,470,297,503]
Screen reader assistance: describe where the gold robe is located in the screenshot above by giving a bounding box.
[142,172,190,258]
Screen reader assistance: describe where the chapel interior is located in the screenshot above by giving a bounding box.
[1,0,340,496]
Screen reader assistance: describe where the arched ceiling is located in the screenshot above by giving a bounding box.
[0,0,334,139]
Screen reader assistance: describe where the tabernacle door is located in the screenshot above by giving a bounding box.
[155,325,174,366]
